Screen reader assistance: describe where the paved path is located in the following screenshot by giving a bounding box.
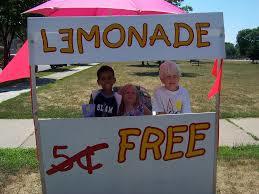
[219,119,258,146]
[0,118,258,148]
[38,65,51,72]
[0,64,98,103]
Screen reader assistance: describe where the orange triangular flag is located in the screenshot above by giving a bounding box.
[208,59,224,99]
[211,59,218,77]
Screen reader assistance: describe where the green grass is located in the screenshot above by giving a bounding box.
[0,147,258,193]
[0,60,259,118]
[0,148,38,173]
[0,64,100,118]
[0,145,257,173]
[0,148,38,193]
[218,145,259,160]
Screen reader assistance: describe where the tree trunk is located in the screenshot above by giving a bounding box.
[3,40,10,68]
[2,30,15,69]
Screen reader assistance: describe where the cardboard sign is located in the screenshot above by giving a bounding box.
[28,13,225,65]
[38,113,216,194]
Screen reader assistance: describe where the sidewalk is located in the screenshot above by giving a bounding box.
[0,63,98,103]
[0,118,258,148]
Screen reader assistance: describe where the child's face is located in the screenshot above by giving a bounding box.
[123,86,137,105]
[161,73,180,91]
[97,71,116,92]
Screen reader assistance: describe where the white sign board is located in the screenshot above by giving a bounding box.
[28,13,225,65]
[38,113,216,194]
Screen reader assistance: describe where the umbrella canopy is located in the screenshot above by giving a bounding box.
[24,0,185,16]
[0,41,30,83]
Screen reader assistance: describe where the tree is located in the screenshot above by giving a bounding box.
[166,0,193,12]
[236,29,252,57]
[247,27,259,62]
[235,44,240,58]
[237,27,259,62]
[0,0,45,68]
[225,42,237,59]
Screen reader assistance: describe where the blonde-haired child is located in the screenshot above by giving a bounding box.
[119,84,151,116]
[152,61,191,115]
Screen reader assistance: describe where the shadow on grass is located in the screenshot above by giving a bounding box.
[181,72,202,78]
[132,71,159,77]
[132,72,202,78]
[36,77,56,86]
[128,63,159,68]
[0,77,56,93]
[71,63,93,66]
[40,68,72,73]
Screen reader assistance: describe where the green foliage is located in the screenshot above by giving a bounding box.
[0,0,45,67]
[0,48,3,58]
[225,42,238,59]
[237,29,252,57]
[180,5,193,12]
[166,0,193,12]
[237,27,259,62]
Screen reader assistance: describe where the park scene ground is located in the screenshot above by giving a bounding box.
[1,0,259,193]
[0,60,259,193]
[1,60,259,119]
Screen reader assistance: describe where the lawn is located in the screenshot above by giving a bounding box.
[36,64,81,77]
[0,149,38,193]
[0,60,258,118]
[0,146,258,193]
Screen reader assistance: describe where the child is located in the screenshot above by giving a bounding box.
[152,61,191,115]
[89,65,122,117]
[118,84,151,116]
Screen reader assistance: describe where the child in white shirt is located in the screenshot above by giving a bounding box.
[153,61,191,114]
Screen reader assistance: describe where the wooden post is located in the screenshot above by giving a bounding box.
[30,65,47,194]
[213,58,223,194]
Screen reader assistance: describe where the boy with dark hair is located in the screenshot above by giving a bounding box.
[89,65,122,117]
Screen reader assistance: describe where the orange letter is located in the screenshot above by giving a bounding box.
[140,127,165,160]
[185,123,210,158]
[163,125,188,161]
[128,23,147,48]
[118,128,141,163]
[149,24,171,46]
[103,23,126,48]
[196,23,210,48]
[173,23,194,48]
[59,28,74,53]
[77,26,100,54]
[41,29,56,52]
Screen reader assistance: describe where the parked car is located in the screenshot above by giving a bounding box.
[50,64,67,69]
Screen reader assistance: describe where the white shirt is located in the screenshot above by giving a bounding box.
[152,86,191,114]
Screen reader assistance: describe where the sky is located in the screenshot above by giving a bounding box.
[183,0,259,44]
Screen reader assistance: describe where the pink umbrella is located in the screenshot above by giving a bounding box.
[0,41,30,83]
[24,0,185,16]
